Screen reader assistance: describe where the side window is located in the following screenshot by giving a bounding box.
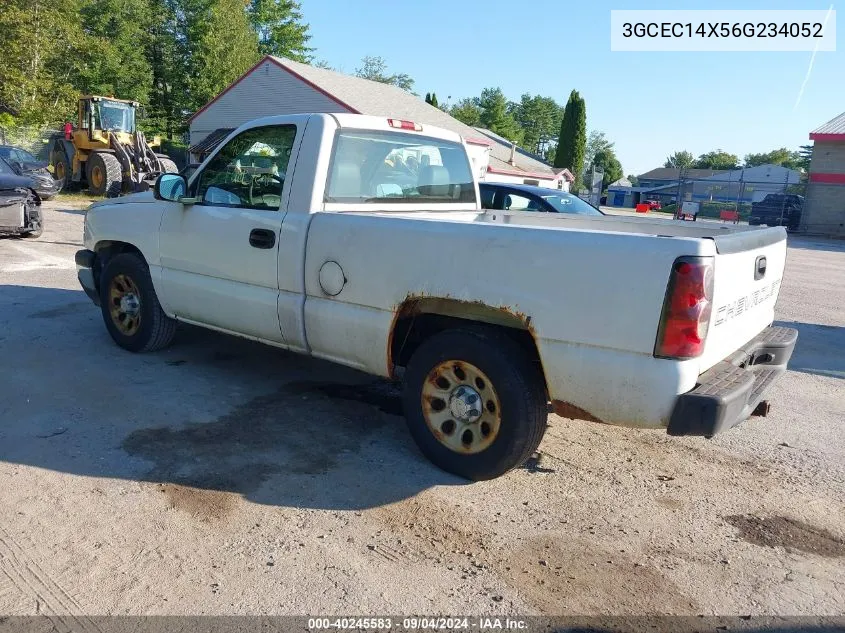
[479,186,496,208]
[502,193,535,211]
[195,125,296,211]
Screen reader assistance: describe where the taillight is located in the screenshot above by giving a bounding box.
[387,118,422,131]
[654,256,714,359]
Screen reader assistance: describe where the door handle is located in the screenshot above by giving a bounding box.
[249,228,276,249]
[755,255,767,280]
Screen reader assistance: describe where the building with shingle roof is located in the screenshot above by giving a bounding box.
[188,55,567,188]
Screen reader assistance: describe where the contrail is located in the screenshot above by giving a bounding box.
[794,4,835,110]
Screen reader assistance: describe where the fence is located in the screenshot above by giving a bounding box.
[0,125,61,161]
[608,174,810,227]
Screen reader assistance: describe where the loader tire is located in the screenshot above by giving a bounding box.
[52,151,73,190]
[157,157,178,174]
[88,152,122,198]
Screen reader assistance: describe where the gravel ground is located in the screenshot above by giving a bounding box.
[0,198,843,620]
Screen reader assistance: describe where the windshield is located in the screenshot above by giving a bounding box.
[95,101,136,133]
[542,192,603,215]
[326,129,476,204]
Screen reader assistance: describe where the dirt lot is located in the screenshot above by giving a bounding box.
[1,198,844,620]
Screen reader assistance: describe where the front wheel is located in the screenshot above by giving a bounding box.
[99,253,177,352]
[402,327,548,480]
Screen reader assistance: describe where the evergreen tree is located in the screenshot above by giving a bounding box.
[186,0,260,113]
[247,0,313,61]
[553,90,586,189]
[478,87,523,145]
[429,92,438,108]
[450,98,482,127]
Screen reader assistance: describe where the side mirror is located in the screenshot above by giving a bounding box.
[154,173,196,204]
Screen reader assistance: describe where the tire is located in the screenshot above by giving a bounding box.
[402,327,548,480]
[99,252,177,352]
[52,150,72,190]
[87,152,122,197]
[157,157,178,174]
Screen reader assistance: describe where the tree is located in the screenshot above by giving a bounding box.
[145,0,190,137]
[450,98,482,127]
[186,0,260,113]
[584,131,613,170]
[478,87,523,144]
[424,92,439,107]
[693,150,739,170]
[592,148,623,190]
[744,147,802,169]
[0,0,89,124]
[355,56,414,92]
[77,0,154,105]
[797,144,813,172]
[512,94,562,155]
[664,150,695,169]
[627,174,639,186]
[247,0,312,61]
[553,89,586,189]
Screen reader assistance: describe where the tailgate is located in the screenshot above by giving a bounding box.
[699,227,787,371]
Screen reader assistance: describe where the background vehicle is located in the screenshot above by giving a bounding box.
[0,157,43,237]
[480,182,603,215]
[749,194,804,231]
[46,95,178,197]
[0,145,61,199]
[675,201,699,221]
[645,199,662,211]
[75,113,796,480]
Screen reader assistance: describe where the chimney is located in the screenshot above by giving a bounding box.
[509,142,517,166]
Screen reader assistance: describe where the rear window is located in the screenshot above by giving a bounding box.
[325,129,475,204]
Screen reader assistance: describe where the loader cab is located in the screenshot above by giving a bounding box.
[77,96,138,143]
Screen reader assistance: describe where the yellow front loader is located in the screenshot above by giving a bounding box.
[48,96,177,197]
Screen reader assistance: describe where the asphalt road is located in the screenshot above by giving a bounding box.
[1,198,843,620]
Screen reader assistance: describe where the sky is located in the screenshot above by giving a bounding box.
[299,0,842,176]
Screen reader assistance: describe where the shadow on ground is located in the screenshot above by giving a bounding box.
[787,235,845,254]
[776,319,845,380]
[0,284,463,514]
[52,206,89,216]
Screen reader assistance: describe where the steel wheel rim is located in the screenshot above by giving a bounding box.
[91,165,104,189]
[421,360,501,454]
[109,274,142,336]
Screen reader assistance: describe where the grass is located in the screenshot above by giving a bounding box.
[55,191,101,205]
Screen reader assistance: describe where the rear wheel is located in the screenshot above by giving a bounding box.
[99,253,177,352]
[87,152,122,197]
[402,327,548,480]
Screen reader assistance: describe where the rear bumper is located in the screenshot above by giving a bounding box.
[75,249,100,306]
[667,325,798,437]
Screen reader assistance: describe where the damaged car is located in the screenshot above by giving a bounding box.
[0,145,62,200]
[0,156,43,238]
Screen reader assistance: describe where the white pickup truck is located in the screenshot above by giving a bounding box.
[75,113,797,480]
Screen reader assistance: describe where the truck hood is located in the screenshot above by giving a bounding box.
[88,191,156,209]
